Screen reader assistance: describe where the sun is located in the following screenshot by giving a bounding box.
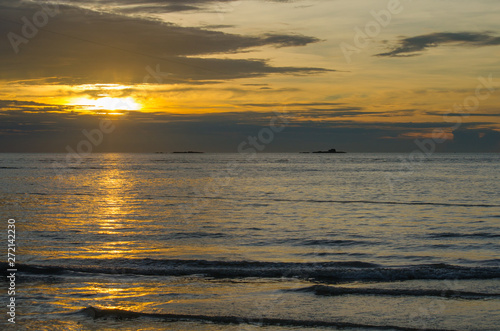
[71,97,142,113]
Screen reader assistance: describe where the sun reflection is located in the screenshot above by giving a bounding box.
[99,184,127,232]
[91,159,137,259]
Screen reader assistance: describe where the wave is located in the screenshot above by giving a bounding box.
[273,198,500,208]
[246,238,376,247]
[161,194,500,208]
[428,232,500,239]
[300,239,378,246]
[166,231,229,239]
[287,285,500,299]
[2,260,500,282]
[78,306,453,331]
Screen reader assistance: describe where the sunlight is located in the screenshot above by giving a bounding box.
[71,96,141,112]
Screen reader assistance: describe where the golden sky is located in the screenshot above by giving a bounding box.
[1,0,499,152]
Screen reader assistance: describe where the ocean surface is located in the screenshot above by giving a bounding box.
[0,153,499,330]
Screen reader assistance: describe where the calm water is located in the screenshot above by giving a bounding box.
[1,153,499,330]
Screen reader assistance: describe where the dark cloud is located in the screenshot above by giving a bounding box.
[376,32,500,57]
[202,24,236,29]
[117,4,200,13]
[45,0,294,14]
[33,0,229,14]
[290,107,370,118]
[449,129,500,152]
[426,112,500,117]
[242,102,346,107]
[262,33,322,47]
[0,0,328,85]
[239,103,417,118]
[2,102,496,153]
[0,99,76,112]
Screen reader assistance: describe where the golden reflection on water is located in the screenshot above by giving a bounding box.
[90,155,137,259]
[96,164,127,234]
[27,281,168,314]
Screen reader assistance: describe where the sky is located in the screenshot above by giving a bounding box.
[1,0,499,152]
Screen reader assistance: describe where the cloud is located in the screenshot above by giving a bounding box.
[202,24,235,29]
[426,111,500,117]
[0,0,328,85]
[449,129,500,152]
[376,32,500,57]
[261,33,322,47]
[0,99,76,112]
[3,99,496,153]
[242,102,346,107]
[47,0,295,14]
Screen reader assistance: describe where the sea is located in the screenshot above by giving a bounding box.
[0,153,499,330]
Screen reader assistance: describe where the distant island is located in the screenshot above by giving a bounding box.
[301,148,346,154]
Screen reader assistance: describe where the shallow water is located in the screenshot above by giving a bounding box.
[0,153,499,330]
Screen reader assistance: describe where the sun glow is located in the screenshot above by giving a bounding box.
[71,97,142,112]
